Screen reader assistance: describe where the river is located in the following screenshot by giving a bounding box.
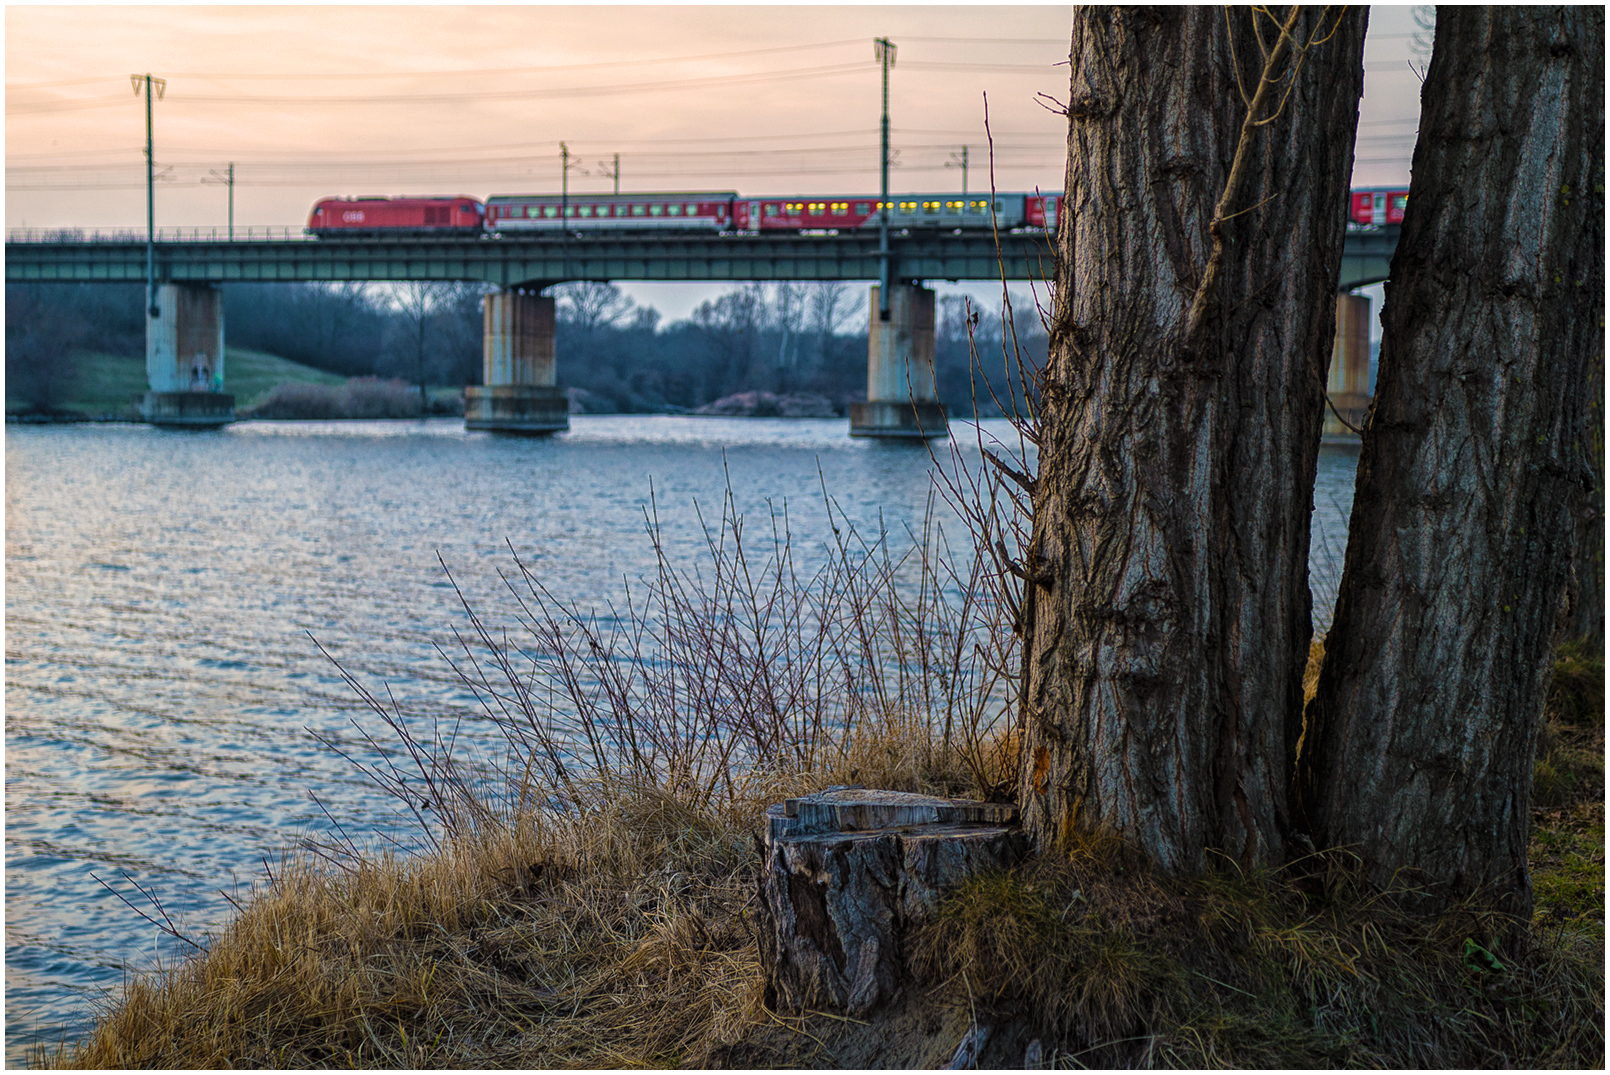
[4,416,1360,1063]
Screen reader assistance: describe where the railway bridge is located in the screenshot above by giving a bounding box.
[4,226,1399,435]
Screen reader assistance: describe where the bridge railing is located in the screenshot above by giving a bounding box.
[6,225,312,244]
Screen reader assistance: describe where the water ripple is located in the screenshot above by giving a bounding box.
[4,417,1356,1064]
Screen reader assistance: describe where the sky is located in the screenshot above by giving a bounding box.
[5,5,1431,321]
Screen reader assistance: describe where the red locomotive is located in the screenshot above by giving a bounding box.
[307,195,484,237]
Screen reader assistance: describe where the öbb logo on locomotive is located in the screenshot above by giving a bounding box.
[304,188,1408,238]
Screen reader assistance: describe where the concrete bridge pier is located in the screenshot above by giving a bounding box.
[464,287,569,434]
[849,284,947,439]
[142,283,235,426]
[1324,292,1372,437]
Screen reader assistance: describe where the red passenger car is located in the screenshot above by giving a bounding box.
[1023,195,1061,231]
[307,196,484,238]
[1349,189,1409,227]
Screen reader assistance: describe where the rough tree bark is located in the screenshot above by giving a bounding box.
[1296,6,1604,922]
[1019,7,1366,873]
[1563,336,1603,647]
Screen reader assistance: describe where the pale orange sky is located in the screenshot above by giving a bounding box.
[6,6,1425,227]
[5,5,1426,317]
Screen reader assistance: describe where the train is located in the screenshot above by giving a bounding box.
[305,186,1407,238]
[306,191,1061,238]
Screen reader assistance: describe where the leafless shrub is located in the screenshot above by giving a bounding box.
[319,474,1020,860]
[242,377,424,419]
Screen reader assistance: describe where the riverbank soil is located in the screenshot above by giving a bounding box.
[40,647,1603,1068]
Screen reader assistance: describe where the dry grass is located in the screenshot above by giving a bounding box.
[241,377,445,419]
[45,481,1020,1069]
[908,832,1604,1068]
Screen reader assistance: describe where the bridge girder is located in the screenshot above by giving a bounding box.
[4,226,1394,290]
[4,232,1058,287]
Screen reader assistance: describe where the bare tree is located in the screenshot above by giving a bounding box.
[552,281,635,336]
[770,281,808,391]
[1297,6,1604,922]
[1020,7,1366,873]
[433,283,490,386]
[692,285,764,397]
[809,281,862,368]
[5,285,85,412]
[392,281,448,410]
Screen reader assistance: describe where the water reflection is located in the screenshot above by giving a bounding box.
[4,417,1355,1063]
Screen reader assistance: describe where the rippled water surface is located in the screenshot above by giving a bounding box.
[5,416,1359,1063]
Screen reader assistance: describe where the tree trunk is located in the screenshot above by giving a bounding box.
[1563,333,1604,647]
[1019,7,1366,873]
[1296,6,1604,922]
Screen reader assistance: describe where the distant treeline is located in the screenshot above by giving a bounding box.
[5,280,1046,416]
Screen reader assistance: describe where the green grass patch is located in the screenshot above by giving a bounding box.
[221,347,347,406]
[1532,803,1605,941]
[7,347,348,416]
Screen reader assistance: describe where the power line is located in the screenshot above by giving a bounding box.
[6,36,1068,93]
[900,36,1066,44]
[6,39,872,89]
[8,56,1066,116]
[162,60,1058,104]
[7,63,872,112]
[6,141,1064,175]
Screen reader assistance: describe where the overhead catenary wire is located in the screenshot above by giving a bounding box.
[4,126,1066,163]
[7,55,1065,115]
[6,35,1067,91]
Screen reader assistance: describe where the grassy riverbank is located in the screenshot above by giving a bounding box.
[37,495,1604,1067]
[5,347,347,417]
[4,347,467,419]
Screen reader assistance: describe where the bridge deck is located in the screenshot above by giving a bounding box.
[4,226,1396,289]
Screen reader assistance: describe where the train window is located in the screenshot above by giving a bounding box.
[632,204,646,216]
[667,204,682,216]
[1390,194,1407,210]
[764,205,777,218]
[945,201,961,214]
[578,206,593,217]
[922,201,940,213]
[854,203,870,215]
[650,204,663,216]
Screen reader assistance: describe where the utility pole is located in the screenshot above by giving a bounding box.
[947,146,968,197]
[204,162,235,239]
[600,152,620,195]
[874,37,896,320]
[131,73,166,317]
[560,141,582,276]
[560,141,571,223]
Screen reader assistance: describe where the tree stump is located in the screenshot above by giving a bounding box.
[756,787,1027,1016]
